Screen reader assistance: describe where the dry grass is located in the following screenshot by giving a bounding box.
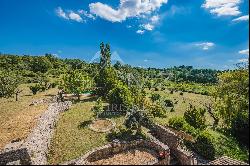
[145,89,214,125]
[0,84,58,150]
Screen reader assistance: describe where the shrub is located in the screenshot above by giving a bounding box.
[29,84,41,95]
[149,103,166,118]
[168,117,197,136]
[194,131,216,160]
[180,92,184,95]
[184,105,207,130]
[107,83,133,109]
[164,99,174,107]
[161,87,165,90]
[150,93,161,102]
[91,98,104,118]
[170,90,174,94]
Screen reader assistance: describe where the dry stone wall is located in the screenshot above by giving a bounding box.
[63,139,170,165]
[0,101,72,165]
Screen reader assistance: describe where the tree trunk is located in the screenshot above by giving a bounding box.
[15,93,18,101]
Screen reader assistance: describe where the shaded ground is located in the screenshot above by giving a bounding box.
[0,84,58,150]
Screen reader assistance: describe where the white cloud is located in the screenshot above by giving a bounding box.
[202,0,241,16]
[232,15,249,22]
[56,7,84,23]
[56,7,69,20]
[142,23,154,31]
[89,0,168,22]
[239,49,249,55]
[136,29,145,34]
[69,11,83,22]
[195,42,215,50]
[151,15,160,23]
[78,10,96,20]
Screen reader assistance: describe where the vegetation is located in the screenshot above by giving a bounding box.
[194,131,216,160]
[60,70,92,101]
[0,43,248,163]
[184,104,207,130]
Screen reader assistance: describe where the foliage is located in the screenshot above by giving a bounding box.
[107,82,133,109]
[60,70,92,100]
[0,71,22,98]
[213,66,249,146]
[194,131,216,160]
[164,65,218,84]
[150,93,161,102]
[213,68,249,127]
[164,99,174,107]
[148,102,167,118]
[184,104,207,130]
[29,84,41,95]
[91,98,104,118]
[168,117,197,136]
[107,126,146,142]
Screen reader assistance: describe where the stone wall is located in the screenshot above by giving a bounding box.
[148,124,197,165]
[0,101,72,165]
[63,139,170,165]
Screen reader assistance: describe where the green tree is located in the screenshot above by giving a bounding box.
[184,104,207,130]
[214,67,249,127]
[213,65,249,146]
[91,98,104,118]
[0,71,22,101]
[60,70,92,101]
[107,82,133,109]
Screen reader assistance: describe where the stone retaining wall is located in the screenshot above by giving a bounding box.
[0,101,72,165]
[148,124,197,165]
[63,139,170,165]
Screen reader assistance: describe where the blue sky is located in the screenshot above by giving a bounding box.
[0,0,249,70]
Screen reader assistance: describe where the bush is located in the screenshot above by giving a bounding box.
[149,103,166,118]
[29,84,41,95]
[150,93,161,102]
[161,87,165,90]
[180,92,183,95]
[170,90,174,94]
[164,99,174,107]
[91,98,104,118]
[194,131,216,160]
[231,113,249,147]
[168,117,197,136]
[170,108,175,112]
[184,105,207,130]
[107,83,133,109]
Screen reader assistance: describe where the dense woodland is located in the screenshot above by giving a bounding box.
[0,43,249,162]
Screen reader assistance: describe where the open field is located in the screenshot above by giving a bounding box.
[0,84,58,150]
[145,88,214,125]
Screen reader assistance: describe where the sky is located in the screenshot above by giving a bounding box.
[0,0,249,70]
